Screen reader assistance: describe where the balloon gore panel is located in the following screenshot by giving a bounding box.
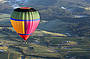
[10,7,40,40]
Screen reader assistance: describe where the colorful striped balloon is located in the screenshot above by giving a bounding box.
[10,7,40,40]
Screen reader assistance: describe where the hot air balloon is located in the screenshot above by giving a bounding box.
[10,7,40,41]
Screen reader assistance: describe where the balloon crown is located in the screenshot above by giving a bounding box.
[20,7,31,9]
[14,7,37,12]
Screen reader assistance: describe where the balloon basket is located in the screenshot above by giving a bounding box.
[21,40,30,47]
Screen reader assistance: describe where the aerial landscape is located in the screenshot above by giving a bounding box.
[0,0,90,59]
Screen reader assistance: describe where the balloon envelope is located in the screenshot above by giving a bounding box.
[10,7,40,40]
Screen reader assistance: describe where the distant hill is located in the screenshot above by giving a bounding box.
[0,0,90,14]
[27,0,90,7]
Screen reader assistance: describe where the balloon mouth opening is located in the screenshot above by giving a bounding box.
[24,38,27,40]
[20,7,31,9]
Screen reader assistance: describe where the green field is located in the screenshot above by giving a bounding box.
[0,26,90,59]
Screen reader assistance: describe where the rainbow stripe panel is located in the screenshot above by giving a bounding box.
[10,7,40,40]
